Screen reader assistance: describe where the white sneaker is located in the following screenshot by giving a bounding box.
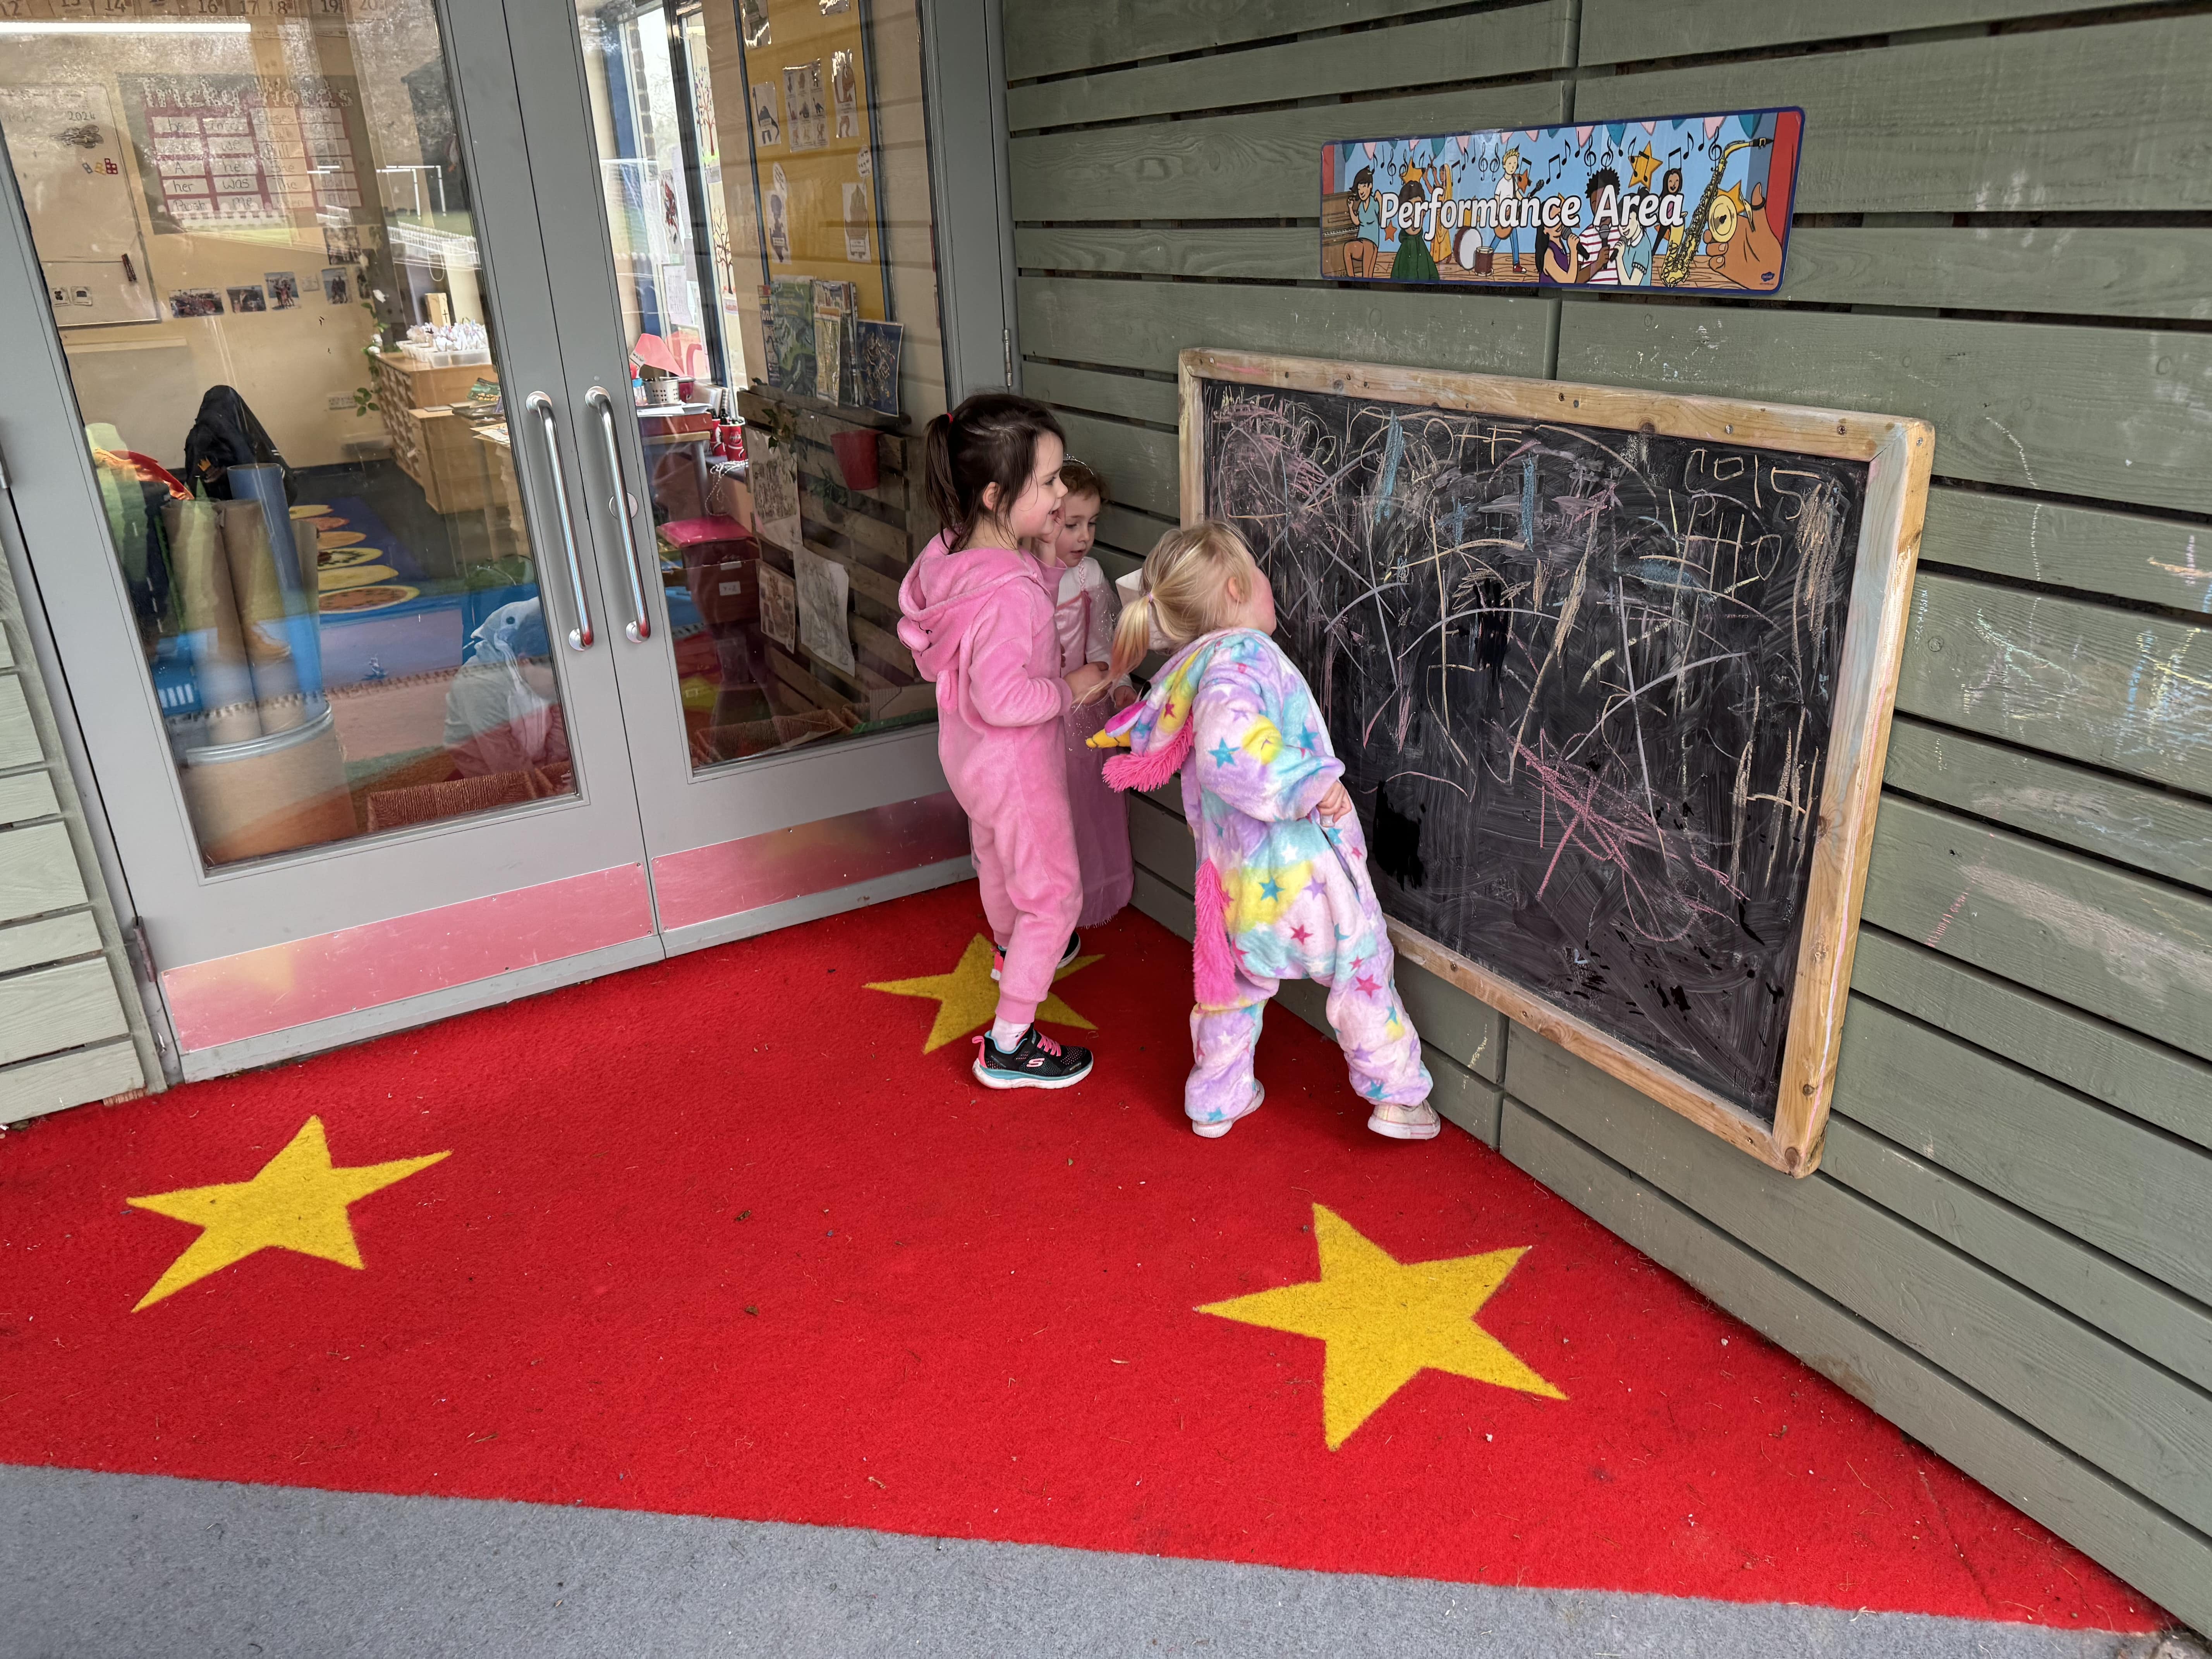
[1192,1081,1263,1139]
[1367,1099,1441,1140]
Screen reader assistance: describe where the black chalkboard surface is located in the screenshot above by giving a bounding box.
[1182,352,1932,1173]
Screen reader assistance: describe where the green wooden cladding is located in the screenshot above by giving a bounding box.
[1004,0,2212,1632]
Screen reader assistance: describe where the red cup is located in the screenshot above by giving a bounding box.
[831,429,879,491]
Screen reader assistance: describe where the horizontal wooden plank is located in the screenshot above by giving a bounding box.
[1499,1097,2212,1640]
[1921,488,2212,616]
[1432,1049,1503,1145]
[0,822,86,926]
[0,1038,143,1123]
[0,677,40,771]
[1127,788,1197,889]
[1023,362,1180,428]
[1823,1112,2212,1396]
[1021,276,1553,384]
[1851,926,2212,1154]
[1005,0,1470,83]
[805,489,913,565]
[1094,547,1143,590]
[1575,17,2212,213]
[1781,227,2212,324]
[1053,412,1178,520]
[1094,504,1172,563]
[801,538,902,611]
[1011,83,1565,221]
[1008,1,1570,129]
[1897,572,2212,796]
[1555,304,2209,516]
[1504,1030,2212,1539]
[0,958,129,1068]
[1862,795,2212,1066]
[1580,0,2147,65]
[1884,717,2212,896]
[0,769,58,827]
[1835,994,2212,1306]
[1017,225,1314,282]
[0,910,102,977]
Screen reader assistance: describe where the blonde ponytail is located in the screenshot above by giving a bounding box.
[1104,521,1256,684]
[1107,591,1157,684]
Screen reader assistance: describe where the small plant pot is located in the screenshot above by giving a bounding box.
[831,429,879,492]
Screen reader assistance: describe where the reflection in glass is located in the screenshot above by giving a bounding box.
[0,0,574,867]
[579,0,941,773]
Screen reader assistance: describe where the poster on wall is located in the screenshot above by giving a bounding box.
[750,81,782,149]
[782,62,825,152]
[118,74,372,237]
[736,0,890,329]
[794,545,856,676]
[1321,108,1803,292]
[265,271,299,309]
[750,436,801,552]
[757,561,797,650]
[0,83,160,326]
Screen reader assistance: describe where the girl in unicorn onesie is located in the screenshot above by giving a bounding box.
[1089,521,1439,1140]
[899,394,1106,1090]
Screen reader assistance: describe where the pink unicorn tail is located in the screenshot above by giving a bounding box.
[1192,859,1241,1008]
[1100,720,1195,794]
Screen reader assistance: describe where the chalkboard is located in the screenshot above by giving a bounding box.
[1181,351,1932,1173]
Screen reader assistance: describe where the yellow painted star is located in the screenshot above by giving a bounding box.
[127,1116,448,1312]
[865,934,1100,1053]
[1199,1204,1563,1448]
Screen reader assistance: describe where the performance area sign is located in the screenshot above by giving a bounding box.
[1321,108,1802,292]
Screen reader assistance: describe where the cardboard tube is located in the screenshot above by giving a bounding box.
[227,464,326,714]
[220,496,306,731]
[163,497,263,747]
[180,707,354,864]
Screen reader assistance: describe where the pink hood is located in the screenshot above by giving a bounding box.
[897,534,1042,680]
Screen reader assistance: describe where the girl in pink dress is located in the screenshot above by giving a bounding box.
[1033,460,1136,928]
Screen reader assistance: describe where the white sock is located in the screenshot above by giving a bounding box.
[990,1018,1029,1052]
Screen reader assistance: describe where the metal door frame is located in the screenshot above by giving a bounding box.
[503,0,1015,954]
[0,0,664,1080]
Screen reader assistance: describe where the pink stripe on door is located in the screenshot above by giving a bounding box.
[651,791,971,933]
[163,863,655,1053]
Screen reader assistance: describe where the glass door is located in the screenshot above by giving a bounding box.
[520,0,968,947]
[0,0,657,1072]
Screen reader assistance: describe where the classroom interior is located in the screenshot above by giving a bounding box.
[4,0,943,869]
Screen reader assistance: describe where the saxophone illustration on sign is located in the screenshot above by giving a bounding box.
[1320,109,1802,294]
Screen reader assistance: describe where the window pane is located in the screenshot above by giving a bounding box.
[0,0,577,866]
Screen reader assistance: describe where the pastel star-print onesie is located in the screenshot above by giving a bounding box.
[1093,629,1431,1128]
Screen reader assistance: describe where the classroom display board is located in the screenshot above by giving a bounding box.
[1183,350,1931,1173]
[733,0,889,324]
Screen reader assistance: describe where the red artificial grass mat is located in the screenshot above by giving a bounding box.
[0,881,2164,1630]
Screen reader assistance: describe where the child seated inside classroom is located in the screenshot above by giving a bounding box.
[1088,521,1440,1140]
[1030,459,1135,929]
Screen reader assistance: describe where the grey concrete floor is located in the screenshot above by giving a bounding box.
[1,1463,2183,1659]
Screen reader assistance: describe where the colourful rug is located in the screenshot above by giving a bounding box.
[0,883,2165,1631]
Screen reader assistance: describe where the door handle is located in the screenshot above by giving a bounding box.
[526,392,594,651]
[586,385,653,644]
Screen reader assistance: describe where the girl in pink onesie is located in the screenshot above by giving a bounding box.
[898,394,1108,1090]
[1091,522,1440,1140]
[1030,458,1136,928]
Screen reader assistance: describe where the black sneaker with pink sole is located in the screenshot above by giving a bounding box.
[971,1026,1093,1089]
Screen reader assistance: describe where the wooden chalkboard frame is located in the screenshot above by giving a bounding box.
[1179,349,1934,1176]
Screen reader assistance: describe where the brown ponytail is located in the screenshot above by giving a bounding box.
[922,393,1066,550]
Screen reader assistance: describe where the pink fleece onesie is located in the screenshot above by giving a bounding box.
[898,533,1081,1029]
